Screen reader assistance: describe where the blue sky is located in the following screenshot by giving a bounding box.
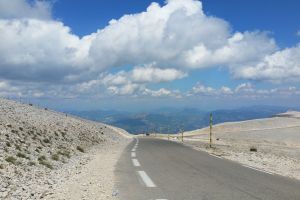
[0,0,300,111]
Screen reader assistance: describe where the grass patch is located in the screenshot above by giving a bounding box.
[28,161,36,166]
[58,150,71,158]
[15,144,21,151]
[5,156,17,164]
[38,155,46,161]
[17,152,29,159]
[43,138,50,143]
[51,154,59,161]
[76,146,85,153]
[39,160,53,169]
[37,155,53,169]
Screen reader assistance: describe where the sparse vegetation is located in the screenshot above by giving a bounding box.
[5,156,17,164]
[15,144,21,151]
[17,152,29,159]
[28,161,36,166]
[76,146,85,153]
[38,155,46,161]
[0,164,3,169]
[51,154,60,161]
[38,155,53,169]
[58,150,71,158]
[43,138,50,143]
[39,160,53,169]
[6,142,11,147]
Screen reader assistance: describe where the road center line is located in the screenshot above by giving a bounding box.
[131,152,136,157]
[137,171,156,187]
[132,158,141,167]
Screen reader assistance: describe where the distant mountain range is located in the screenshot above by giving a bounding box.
[67,106,298,134]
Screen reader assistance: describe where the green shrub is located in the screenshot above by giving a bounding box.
[58,150,71,158]
[5,156,17,164]
[17,152,29,159]
[51,154,59,161]
[43,138,50,143]
[39,160,53,169]
[76,146,85,153]
[6,142,11,147]
[38,155,46,161]
[15,144,21,151]
[28,161,36,166]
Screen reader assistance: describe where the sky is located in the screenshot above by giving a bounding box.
[0,0,300,111]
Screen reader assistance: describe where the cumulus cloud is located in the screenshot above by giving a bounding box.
[0,0,298,101]
[0,0,278,85]
[0,0,51,19]
[190,82,300,99]
[234,45,300,82]
[143,88,182,98]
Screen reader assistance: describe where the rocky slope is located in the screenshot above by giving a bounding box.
[0,98,130,199]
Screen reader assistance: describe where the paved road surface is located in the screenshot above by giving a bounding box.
[115,138,300,200]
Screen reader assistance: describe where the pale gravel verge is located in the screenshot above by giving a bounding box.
[46,138,130,200]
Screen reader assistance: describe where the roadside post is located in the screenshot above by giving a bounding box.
[181,129,184,142]
[209,113,213,148]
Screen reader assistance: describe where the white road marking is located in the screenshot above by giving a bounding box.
[242,164,273,175]
[131,152,136,157]
[132,148,136,152]
[209,154,223,159]
[137,171,156,187]
[132,158,141,167]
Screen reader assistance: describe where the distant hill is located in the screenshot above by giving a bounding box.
[67,106,298,134]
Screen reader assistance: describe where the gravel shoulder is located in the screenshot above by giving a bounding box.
[46,138,130,200]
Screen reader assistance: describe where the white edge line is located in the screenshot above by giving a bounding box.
[137,171,156,187]
[242,164,273,175]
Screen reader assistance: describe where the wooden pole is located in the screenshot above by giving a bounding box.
[210,113,213,148]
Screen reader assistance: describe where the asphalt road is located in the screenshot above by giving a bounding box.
[115,138,300,200]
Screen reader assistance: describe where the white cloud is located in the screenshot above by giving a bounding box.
[233,45,300,82]
[220,86,233,95]
[142,88,181,98]
[0,19,92,81]
[0,0,299,101]
[297,30,300,36]
[0,0,278,85]
[101,65,186,86]
[234,82,254,93]
[0,0,51,19]
[190,82,300,99]
[107,83,142,95]
[131,65,187,83]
